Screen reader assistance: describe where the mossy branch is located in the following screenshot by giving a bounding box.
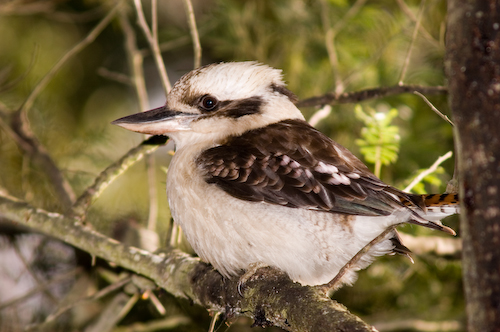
[0,195,375,332]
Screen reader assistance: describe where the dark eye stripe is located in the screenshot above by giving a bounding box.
[223,97,263,118]
[271,83,298,103]
[195,96,264,118]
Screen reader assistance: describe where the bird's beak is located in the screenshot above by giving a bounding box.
[111,105,198,135]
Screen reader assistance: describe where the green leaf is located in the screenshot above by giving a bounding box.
[355,105,401,174]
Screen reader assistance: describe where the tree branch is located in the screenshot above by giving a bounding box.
[296,85,447,108]
[0,109,76,211]
[0,195,376,332]
[133,0,171,94]
[117,6,160,235]
[398,0,426,85]
[18,1,122,116]
[182,0,202,69]
[446,1,500,330]
[25,275,133,331]
[404,151,453,192]
[72,135,167,218]
[0,3,123,212]
[395,0,441,48]
[414,91,454,126]
[0,267,82,310]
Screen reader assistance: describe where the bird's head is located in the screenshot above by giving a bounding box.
[112,62,304,148]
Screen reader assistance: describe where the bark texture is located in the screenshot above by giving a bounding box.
[446,1,500,331]
[0,196,375,332]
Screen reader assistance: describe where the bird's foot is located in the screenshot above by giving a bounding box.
[237,262,270,296]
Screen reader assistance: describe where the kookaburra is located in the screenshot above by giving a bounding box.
[113,62,458,287]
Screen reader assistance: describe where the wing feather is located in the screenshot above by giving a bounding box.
[197,119,413,216]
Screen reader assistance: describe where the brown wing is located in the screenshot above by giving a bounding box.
[196,119,415,216]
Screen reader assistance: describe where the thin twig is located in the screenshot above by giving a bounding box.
[395,0,440,48]
[117,293,141,323]
[182,0,202,69]
[146,155,159,231]
[342,27,403,87]
[112,316,191,332]
[319,0,344,95]
[404,151,453,192]
[97,67,133,85]
[84,292,138,332]
[11,238,58,304]
[308,105,332,127]
[398,0,426,85]
[119,7,148,110]
[72,136,168,218]
[1,4,122,211]
[208,311,221,332]
[0,109,76,210]
[332,0,368,34]
[320,0,367,95]
[317,225,400,294]
[169,220,179,248]
[0,46,38,94]
[134,0,171,94]
[0,267,82,310]
[0,185,20,202]
[19,2,122,116]
[140,35,191,57]
[0,2,107,23]
[374,144,382,179]
[296,84,447,108]
[373,319,462,332]
[152,0,158,46]
[118,7,159,232]
[144,290,166,315]
[46,6,108,23]
[414,91,455,126]
[22,154,34,201]
[413,90,457,194]
[25,275,132,331]
[0,1,56,16]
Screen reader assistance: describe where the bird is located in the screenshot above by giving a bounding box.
[112,62,458,288]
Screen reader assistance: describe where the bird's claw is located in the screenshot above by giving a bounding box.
[237,280,245,297]
[236,262,269,297]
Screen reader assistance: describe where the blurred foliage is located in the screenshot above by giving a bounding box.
[354,105,400,177]
[403,165,446,194]
[0,0,462,331]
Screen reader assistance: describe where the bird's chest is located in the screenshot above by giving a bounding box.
[166,148,209,226]
[165,147,237,260]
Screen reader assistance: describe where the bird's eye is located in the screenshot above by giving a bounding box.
[199,95,219,112]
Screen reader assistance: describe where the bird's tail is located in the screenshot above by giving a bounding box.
[402,193,459,235]
[420,193,460,218]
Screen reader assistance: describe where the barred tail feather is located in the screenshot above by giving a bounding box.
[404,193,459,236]
[422,193,460,219]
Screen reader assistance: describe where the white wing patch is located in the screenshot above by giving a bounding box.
[314,161,352,185]
[315,161,339,174]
